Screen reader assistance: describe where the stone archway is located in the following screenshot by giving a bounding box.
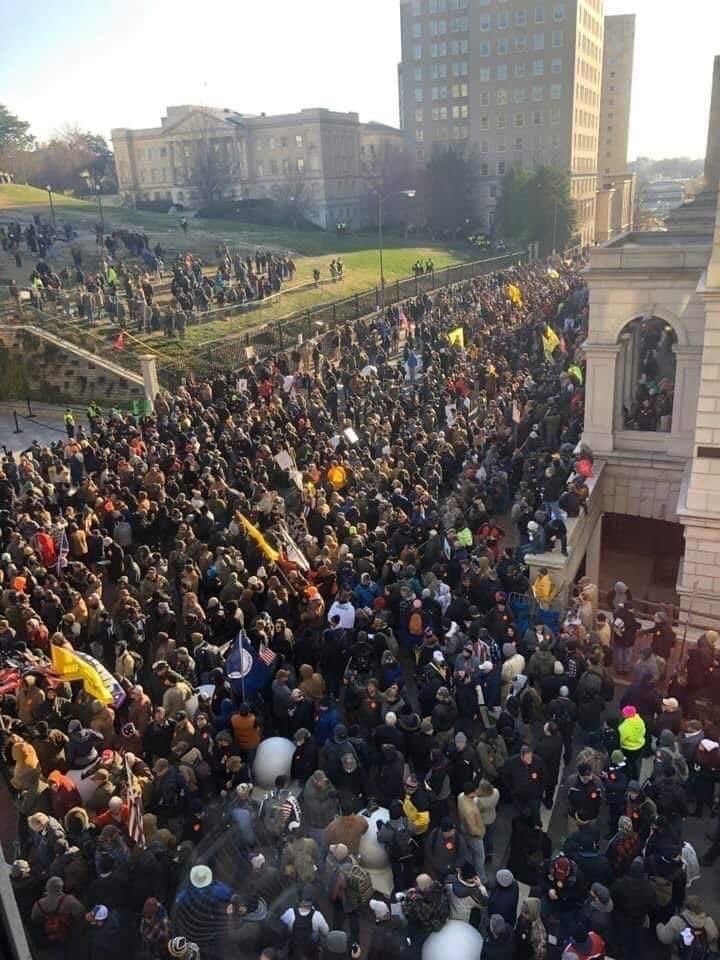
[615,315,677,432]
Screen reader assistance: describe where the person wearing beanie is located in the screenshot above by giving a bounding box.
[548,687,577,765]
[624,780,657,842]
[604,749,629,831]
[482,913,516,960]
[610,857,656,956]
[618,705,647,781]
[487,869,519,927]
[606,815,642,877]
[582,882,614,946]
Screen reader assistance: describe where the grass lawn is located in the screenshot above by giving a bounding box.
[1,184,475,358]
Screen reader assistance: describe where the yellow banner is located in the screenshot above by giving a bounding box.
[51,644,120,706]
[448,326,465,348]
[507,283,523,306]
[240,514,280,562]
[542,326,560,359]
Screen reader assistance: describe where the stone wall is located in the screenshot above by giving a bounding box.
[600,457,685,522]
[0,326,145,405]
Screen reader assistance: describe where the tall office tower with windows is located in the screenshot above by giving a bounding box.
[398,0,605,244]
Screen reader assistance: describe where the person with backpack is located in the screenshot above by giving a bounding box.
[280,886,330,959]
[325,843,373,946]
[549,686,577,765]
[377,799,417,892]
[656,895,719,960]
[261,774,302,840]
[30,876,85,948]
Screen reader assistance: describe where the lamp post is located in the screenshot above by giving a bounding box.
[46,185,56,228]
[96,184,105,239]
[378,188,416,311]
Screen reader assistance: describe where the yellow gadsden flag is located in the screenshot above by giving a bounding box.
[507,283,523,306]
[51,644,124,706]
[448,326,465,348]
[239,513,280,562]
[542,325,560,359]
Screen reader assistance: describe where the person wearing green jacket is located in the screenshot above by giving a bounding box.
[619,705,646,780]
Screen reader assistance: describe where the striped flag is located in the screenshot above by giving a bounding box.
[56,530,70,577]
[125,756,146,849]
[258,645,277,667]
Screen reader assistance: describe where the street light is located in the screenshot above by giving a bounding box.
[96,184,105,239]
[46,185,56,228]
[378,188,416,311]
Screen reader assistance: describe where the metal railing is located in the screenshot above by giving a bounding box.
[191,251,525,378]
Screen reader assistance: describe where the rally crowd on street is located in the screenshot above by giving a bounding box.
[1,247,720,960]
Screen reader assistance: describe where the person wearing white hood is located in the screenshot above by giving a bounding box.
[328,590,356,631]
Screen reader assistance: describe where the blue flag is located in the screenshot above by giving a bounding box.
[225,630,274,698]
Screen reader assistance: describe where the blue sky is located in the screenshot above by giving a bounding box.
[1,0,718,160]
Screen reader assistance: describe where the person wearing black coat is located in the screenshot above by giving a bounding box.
[503,745,547,817]
[482,914,517,960]
[376,744,406,807]
[487,871,520,926]
[291,731,319,784]
[287,692,316,736]
[507,815,551,887]
[533,722,563,807]
[405,718,436,780]
[610,858,656,960]
[425,819,470,880]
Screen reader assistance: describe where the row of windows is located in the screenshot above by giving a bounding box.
[574,107,598,129]
[479,110,548,130]
[476,135,560,152]
[256,158,305,176]
[415,83,469,102]
[135,147,167,161]
[254,134,305,152]
[574,132,597,153]
[413,16,468,36]
[138,167,170,184]
[478,5,564,29]
[418,61,468,79]
[575,82,599,111]
[416,125,469,142]
[410,0,468,12]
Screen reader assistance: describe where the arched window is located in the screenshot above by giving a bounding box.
[617,316,676,432]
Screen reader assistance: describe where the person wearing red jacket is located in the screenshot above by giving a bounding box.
[561,922,605,960]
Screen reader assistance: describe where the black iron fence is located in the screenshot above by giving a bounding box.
[190,250,525,379]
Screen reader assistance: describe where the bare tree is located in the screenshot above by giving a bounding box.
[358,141,417,227]
[188,113,239,204]
[271,172,313,229]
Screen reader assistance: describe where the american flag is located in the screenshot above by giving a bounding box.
[55,530,70,577]
[125,756,146,849]
[258,645,277,667]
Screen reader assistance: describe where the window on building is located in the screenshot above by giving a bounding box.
[480,91,490,106]
[270,159,278,175]
[550,107,560,123]
[533,110,543,125]
[532,85,543,100]
[269,137,276,150]
[481,162,489,175]
[534,33,545,50]
[513,87,526,102]
[450,16,468,31]
[415,88,424,102]
[515,137,524,150]
[618,317,676,433]
[515,63,527,78]
[413,44,423,60]
[412,0,423,13]
[515,35,527,52]
[479,41,490,56]
[497,139,506,153]
[551,134,560,149]
[479,13,490,30]
[552,3,565,21]
[160,147,167,158]
[412,22,423,37]
[551,57,561,73]
[533,59,544,76]
[257,162,264,177]
[497,64,507,80]
[489,184,498,198]
[497,38,508,54]
[497,89,508,105]
[414,66,423,81]
[480,115,489,130]
[416,128,424,141]
[497,10,509,28]
[497,160,506,174]
[534,5,545,23]
[516,9,527,25]
[429,0,446,11]
[550,83,561,99]
[415,108,424,122]
[480,140,489,153]
[497,114,506,128]
[552,29,563,47]
[514,112,525,127]
[479,67,490,81]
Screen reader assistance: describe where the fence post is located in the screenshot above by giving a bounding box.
[446,266,450,286]
[333,303,337,325]
[277,321,284,350]
[306,311,311,341]
[355,295,360,318]
[26,399,36,419]
[396,280,400,302]
[13,411,22,434]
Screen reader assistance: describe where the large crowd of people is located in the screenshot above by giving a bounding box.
[0,248,718,960]
[2,218,319,334]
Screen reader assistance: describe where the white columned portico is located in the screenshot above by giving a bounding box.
[581,342,622,453]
